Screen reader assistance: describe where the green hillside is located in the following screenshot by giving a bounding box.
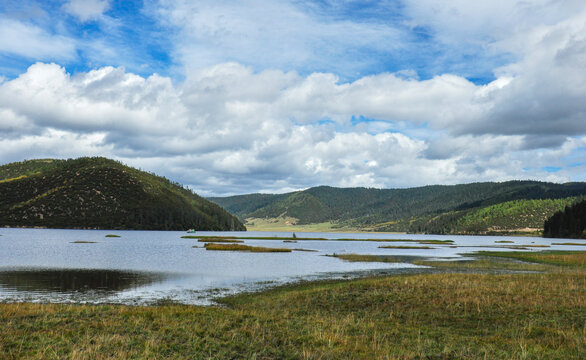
[0,157,245,231]
[210,182,586,234]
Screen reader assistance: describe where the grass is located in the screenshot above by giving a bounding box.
[197,238,244,243]
[105,234,120,238]
[244,217,357,232]
[336,238,454,244]
[477,250,586,269]
[378,245,434,249]
[495,240,514,243]
[1,268,583,359]
[194,235,327,241]
[0,249,583,358]
[70,241,97,244]
[413,258,553,272]
[325,254,405,263]
[553,242,586,246]
[203,243,292,252]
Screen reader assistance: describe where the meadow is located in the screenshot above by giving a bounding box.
[0,251,584,359]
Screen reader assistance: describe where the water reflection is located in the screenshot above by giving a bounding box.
[0,268,166,293]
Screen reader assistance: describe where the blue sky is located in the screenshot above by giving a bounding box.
[0,0,585,195]
[0,0,510,82]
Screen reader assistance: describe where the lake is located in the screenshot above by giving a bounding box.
[0,228,582,305]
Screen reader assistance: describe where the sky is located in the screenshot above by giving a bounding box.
[0,0,585,196]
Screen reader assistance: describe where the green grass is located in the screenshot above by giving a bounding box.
[553,242,586,246]
[325,254,405,263]
[1,268,583,359]
[193,235,327,240]
[70,241,97,244]
[197,238,244,243]
[378,245,434,249]
[477,250,586,268]
[413,258,553,272]
[105,234,120,238]
[203,243,292,252]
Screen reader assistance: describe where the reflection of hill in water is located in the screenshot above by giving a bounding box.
[0,269,166,293]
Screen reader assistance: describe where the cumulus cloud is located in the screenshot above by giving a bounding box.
[63,0,110,22]
[1,60,584,195]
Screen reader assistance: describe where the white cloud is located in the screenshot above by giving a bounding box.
[154,0,403,77]
[63,0,110,22]
[0,18,76,60]
[1,60,584,195]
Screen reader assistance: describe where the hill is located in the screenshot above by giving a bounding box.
[543,199,586,238]
[210,182,586,234]
[0,157,245,231]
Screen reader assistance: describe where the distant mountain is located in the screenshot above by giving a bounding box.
[543,199,586,238]
[0,157,245,231]
[210,182,586,234]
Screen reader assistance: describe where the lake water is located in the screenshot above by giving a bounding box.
[0,228,582,305]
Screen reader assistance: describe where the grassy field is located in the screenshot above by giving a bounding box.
[0,252,584,359]
[244,217,349,232]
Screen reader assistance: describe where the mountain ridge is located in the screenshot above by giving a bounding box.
[0,157,245,231]
[210,181,586,234]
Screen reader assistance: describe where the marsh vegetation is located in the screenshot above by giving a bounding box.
[1,251,583,359]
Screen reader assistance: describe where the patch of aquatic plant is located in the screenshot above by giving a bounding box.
[283,240,297,243]
[197,239,244,243]
[70,241,97,244]
[193,236,238,239]
[328,238,456,246]
[325,253,405,263]
[416,240,454,244]
[105,234,120,238]
[378,245,434,249]
[495,240,514,243]
[412,258,552,272]
[195,236,326,241]
[477,250,586,268]
[204,243,291,252]
[552,242,586,246]
[523,244,550,248]
[291,248,318,252]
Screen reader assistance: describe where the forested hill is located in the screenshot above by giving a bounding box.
[0,157,245,231]
[210,182,586,234]
[544,199,586,238]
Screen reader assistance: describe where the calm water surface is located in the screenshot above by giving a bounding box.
[0,228,582,305]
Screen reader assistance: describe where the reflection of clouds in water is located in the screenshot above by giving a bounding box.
[0,268,168,293]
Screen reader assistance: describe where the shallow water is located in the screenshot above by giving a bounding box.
[0,228,582,305]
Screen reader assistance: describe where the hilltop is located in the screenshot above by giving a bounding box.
[210,182,586,234]
[0,157,245,231]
